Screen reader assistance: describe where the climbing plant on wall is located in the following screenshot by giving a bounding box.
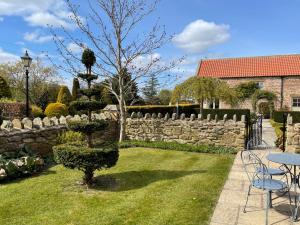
[252,89,277,113]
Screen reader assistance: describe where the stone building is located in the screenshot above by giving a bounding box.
[196,54,300,111]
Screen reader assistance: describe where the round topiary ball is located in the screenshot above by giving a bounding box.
[44,102,68,118]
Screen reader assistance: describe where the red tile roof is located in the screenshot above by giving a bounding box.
[197,54,300,78]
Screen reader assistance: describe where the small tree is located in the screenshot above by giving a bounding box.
[72,78,80,101]
[158,89,172,105]
[53,49,118,186]
[97,68,140,105]
[172,77,238,114]
[57,86,72,106]
[0,76,12,99]
[235,81,260,101]
[142,74,160,104]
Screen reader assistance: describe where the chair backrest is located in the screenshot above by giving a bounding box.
[241,149,270,184]
[246,139,275,167]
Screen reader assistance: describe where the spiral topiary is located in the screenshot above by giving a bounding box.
[57,86,72,106]
[53,48,118,186]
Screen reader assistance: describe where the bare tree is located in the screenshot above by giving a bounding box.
[50,0,181,141]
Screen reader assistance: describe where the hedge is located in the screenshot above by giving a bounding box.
[0,102,27,119]
[127,105,250,121]
[119,140,237,154]
[273,111,300,123]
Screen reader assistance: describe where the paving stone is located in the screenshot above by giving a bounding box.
[210,203,239,224]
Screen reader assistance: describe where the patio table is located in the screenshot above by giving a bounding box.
[267,153,300,221]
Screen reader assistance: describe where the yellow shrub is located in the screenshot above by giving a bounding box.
[44,102,68,118]
[31,105,44,118]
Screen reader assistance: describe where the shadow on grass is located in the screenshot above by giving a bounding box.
[0,168,56,185]
[92,169,207,192]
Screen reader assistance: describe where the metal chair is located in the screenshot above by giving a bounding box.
[246,139,286,177]
[241,150,291,225]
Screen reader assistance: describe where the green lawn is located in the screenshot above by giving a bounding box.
[0,148,234,225]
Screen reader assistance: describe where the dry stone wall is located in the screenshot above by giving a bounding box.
[286,115,300,152]
[0,113,118,155]
[126,112,247,151]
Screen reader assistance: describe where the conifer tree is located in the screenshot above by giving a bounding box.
[72,78,80,100]
[0,76,12,99]
[57,86,72,106]
[142,74,160,104]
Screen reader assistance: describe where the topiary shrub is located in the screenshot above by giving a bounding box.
[0,76,12,99]
[31,105,44,118]
[53,142,118,184]
[44,102,68,118]
[54,48,118,186]
[57,86,72,106]
[57,131,86,145]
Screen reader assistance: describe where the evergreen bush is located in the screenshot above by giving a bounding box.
[57,86,72,106]
[31,105,44,118]
[54,48,118,185]
[44,103,68,118]
[72,78,80,100]
[0,76,12,99]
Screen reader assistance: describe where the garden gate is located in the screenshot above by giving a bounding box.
[246,114,263,148]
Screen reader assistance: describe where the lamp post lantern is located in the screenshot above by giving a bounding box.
[21,50,32,117]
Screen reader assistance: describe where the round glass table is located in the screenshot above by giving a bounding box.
[267,153,300,221]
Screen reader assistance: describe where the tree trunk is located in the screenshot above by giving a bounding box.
[83,169,94,185]
[87,134,93,148]
[119,97,126,142]
[199,99,204,115]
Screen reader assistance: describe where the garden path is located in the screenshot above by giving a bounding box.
[262,119,277,147]
[209,150,296,225]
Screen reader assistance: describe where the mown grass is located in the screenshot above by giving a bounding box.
[0,148,234,225]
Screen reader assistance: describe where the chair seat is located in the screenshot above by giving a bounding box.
[252,179,287,191]
[256,167,285,176]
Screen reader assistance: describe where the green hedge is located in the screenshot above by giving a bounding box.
[119,140,237,154]
[127,104,198,115]
[273,111,300,123]
[127,105,250,121]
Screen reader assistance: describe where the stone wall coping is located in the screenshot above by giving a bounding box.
[0,113,110,133]
[129,112,246,124]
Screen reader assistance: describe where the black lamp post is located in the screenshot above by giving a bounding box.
[21,50,32,117]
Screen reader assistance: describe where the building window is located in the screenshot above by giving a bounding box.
[292,97,300,107]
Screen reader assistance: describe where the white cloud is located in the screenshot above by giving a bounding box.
[0,0,74,29]
[129,53,162,70]
[24,30,53,43]
[0,48,19,63]
[0,17,3,22]
[25,12,73,29]
[67,43,84,54]
[173,19,230,53]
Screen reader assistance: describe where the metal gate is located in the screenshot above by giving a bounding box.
[246,114,263,148]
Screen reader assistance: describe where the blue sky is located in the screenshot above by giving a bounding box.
[0,0,300,87]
